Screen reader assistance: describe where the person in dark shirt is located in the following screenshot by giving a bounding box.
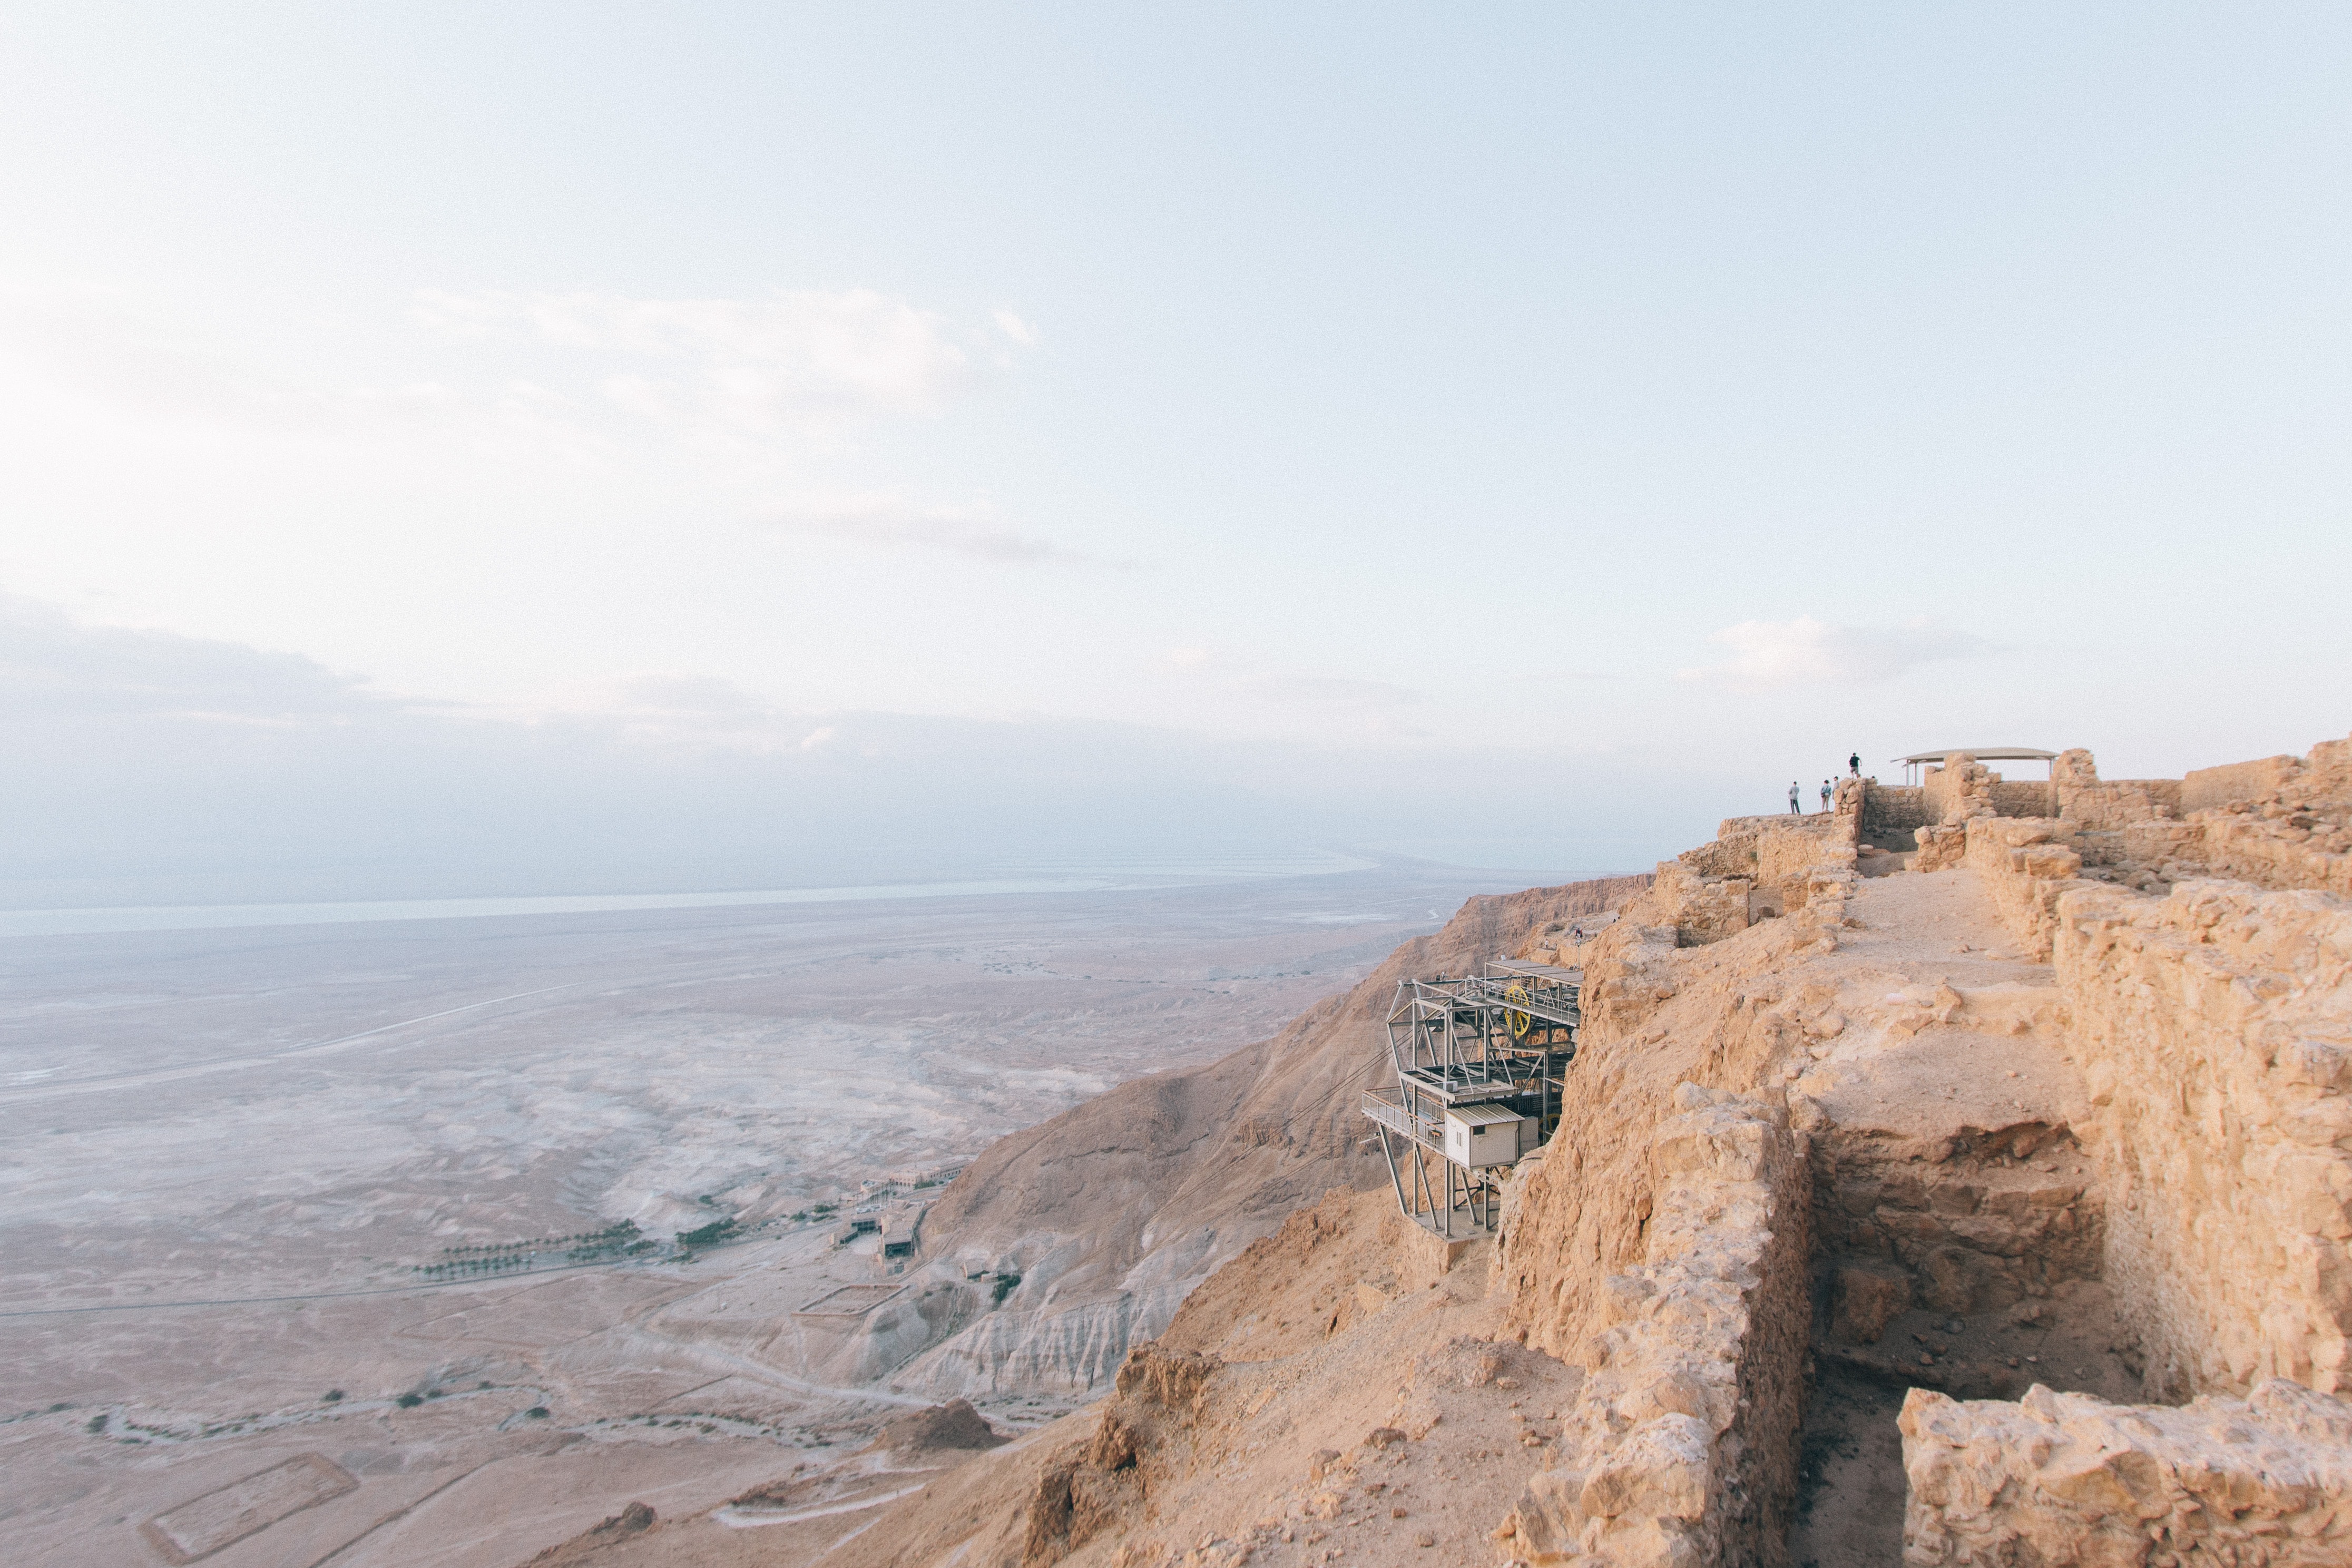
[1849,751,1860,776]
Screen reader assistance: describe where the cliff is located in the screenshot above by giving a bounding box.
[516,730,2352,1568]
[895,875,1651,1394]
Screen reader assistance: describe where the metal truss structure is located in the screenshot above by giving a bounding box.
[1359,959,1580,1239]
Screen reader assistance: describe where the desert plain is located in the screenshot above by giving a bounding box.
[0,859,1536,1567]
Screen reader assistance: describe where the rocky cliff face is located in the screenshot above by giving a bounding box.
[896,876,1651,1395]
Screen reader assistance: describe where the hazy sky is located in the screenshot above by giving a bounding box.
[3,6,2348,904]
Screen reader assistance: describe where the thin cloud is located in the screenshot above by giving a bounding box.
[1245,674,1426,711]
[1235,673,1433,743]
[413,287,1001,434]
[1678,616,1988,690]
[0,281,459,435]
[0,594,384,721]
[768,497,1130,569]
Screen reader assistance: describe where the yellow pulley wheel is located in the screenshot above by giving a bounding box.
[1505,984,1532,1039]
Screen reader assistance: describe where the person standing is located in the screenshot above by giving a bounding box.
[1849,751,1860,777]
[1820,779,1834,812]
[1789,781,1801,814]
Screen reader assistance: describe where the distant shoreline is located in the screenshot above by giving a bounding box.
[0,854,1400,939]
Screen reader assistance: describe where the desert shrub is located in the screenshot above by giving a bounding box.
[675,1217,737,1248]
[992,1272,1021,1305]
[323,1390,345,1403]
[395,1393,423,1408]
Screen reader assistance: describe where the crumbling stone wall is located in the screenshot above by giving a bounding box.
[2056,881,2352,1399]
[1757,816,1855,908]
[1811,1115,2100,1321]
[1650,860,1752,945]
[1859,781,1928,847]
[1494,1089,1808,1568]
[2054,746,2184,829]
[1923,756,1995,826]
[1938,782,2352,1398]
[1902,1380,2352,1565]
[1896,734,2352,1559]
[1930,737,2350,905]
[2182,752,2305,815]
[1987,780,2055,816]
[1962,816,2086,960]
[1490,814,1859,1565]
[2185,736,2352,897]
[1650,815,1853,946]
[1570,736,2352,1565]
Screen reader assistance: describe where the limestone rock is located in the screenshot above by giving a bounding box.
[1902,1380,2352,1566]
[1830,1263,1910,1344]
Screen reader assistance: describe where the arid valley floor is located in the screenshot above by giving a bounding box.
[0,861,1543,1567]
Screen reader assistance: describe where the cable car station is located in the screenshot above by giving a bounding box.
[1359,958,1580,1239]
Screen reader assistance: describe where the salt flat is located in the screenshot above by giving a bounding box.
[0,859,1526,1568]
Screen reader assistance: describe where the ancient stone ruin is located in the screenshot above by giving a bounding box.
[1486,732,2352,1566]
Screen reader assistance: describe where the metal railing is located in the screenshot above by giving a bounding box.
[1360,1086,1443,1153]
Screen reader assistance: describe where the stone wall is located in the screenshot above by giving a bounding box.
[1913,756,2058,825]
[2182,753,2305,815]
[1859,782,1928,847]
[2053,746,2184,829]
[1810,1114,2101,1321]
[1902,1380,2352,1566]
[1681,832,1761,881]
[1494,1089,1809,1568]
[1563,732,2352,1564]
[2184,736,2352,897]
[2055,881,2352,1400]
[1492,813,1862,1565]
[1959,738,2352,891]
[1922,758,1992,825]
[1657,811,1856,942]
[1980,736,2352,902]
[1651,860,1751,946]
[1938,801,2352,1398]
[1959,816,2085,960]
[1757,817,1855,907]
[1881,737,2352,1561]
[1988,780,2055,817]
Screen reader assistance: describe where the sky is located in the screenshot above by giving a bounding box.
[3,5,2348,906]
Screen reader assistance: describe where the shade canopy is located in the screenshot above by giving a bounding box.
[1893,748,2059,765]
